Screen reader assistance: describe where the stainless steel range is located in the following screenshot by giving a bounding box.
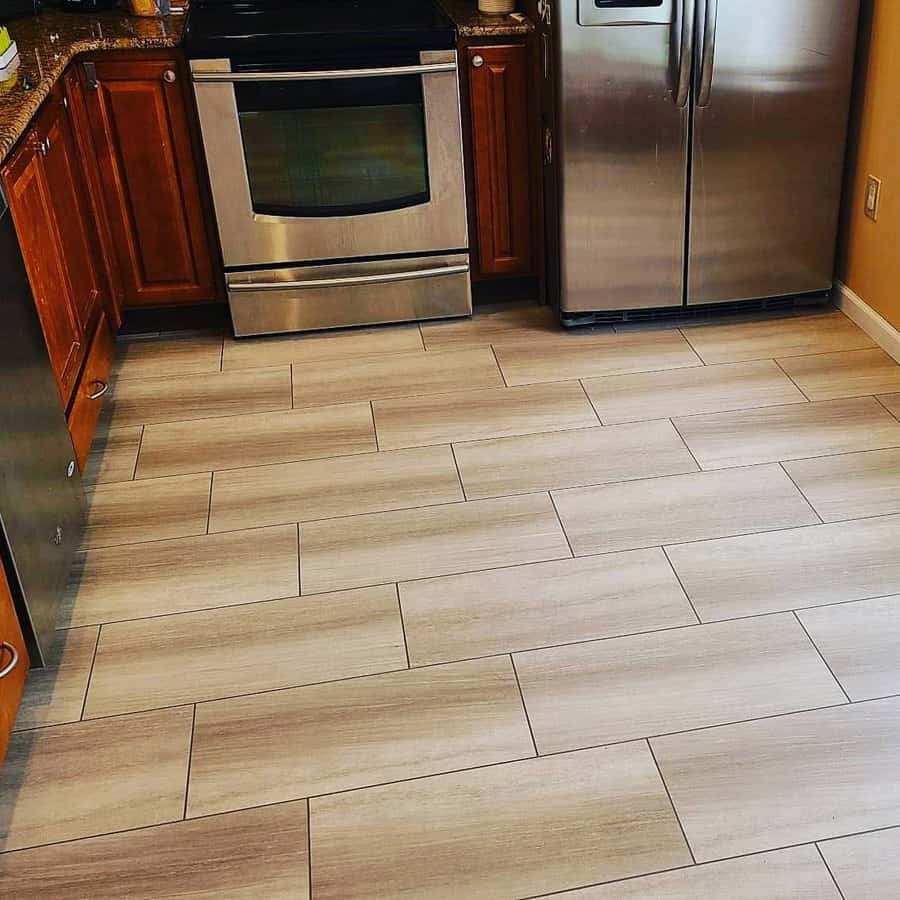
[185,0,471,336]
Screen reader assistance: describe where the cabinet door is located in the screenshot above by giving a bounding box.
[81,55,219,307]
[467,44,534,277]
[2,132,83,406]
[0,563,29,765]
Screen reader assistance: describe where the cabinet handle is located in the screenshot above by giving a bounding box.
[0,642,19,680]
[472,55,484,68]
[86,380,109,401]
[163,69,177,84]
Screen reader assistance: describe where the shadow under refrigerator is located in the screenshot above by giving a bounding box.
[555,0,861,321]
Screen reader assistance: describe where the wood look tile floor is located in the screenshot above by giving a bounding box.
[4,304,900,898]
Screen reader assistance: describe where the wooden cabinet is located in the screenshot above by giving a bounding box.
[0,563,29,765]
[464,43,537,280]
[80,54,220,308]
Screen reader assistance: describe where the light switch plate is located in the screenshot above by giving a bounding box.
[865,175,882,221]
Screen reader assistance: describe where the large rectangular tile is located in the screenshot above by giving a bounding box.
[188,657,534,818]
[223,323,423,371]
[374,381,599,450]
[516,614,844,754]
[583,359,807,424]
[82,473,212,549]
[105,367,292,427]
[66,525,299,626]
[84,586,407,718]
[778,348,900,400]
[300,493,570,594]
[553,846,839,899]
[799,595,900,701]
[674,397,900,469]
[0,802,310,900]
[421,305,562,351]
[136,403,375,479]
[401,549,696,666]
[666,515,900,621]
[115,333,224,380]
[0,707,192,851]
[454,421,697,500]
[784,448,900,522]
[82,425,143,485]
[495,330,701,386]
[681,312,874,364]
[553,465,818,556]
[292,347,502,408]
[819,827,900,900]
[651,697,900,861]
[309,743,691,900]
[209,445,462,533]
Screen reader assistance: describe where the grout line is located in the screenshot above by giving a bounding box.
[130,426,145,481]
[793,610,852,704]
[778,461,824,524]
[661,546,702,625]
[182,704,197,820]
[875,393,900,424]
[547,491,576,559]
[78,626,103,721]
[773,357,812,402]
[395,585,411,669]
[205,472,214,535]
[306,799,313,895]
[676,328,707,368]
[370,400,380,452]
[577,378,602,424]
[490,344,510,387]
[448,443,468,501]
[509,654,539,757]
[647,738,697,864]
[289,364,295,410]
[218,336,225,373]
[815,842,847,900]
[296,523,303,597]
[667,417,704,472]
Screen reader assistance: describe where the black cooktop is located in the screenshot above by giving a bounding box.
[184,0,457,60]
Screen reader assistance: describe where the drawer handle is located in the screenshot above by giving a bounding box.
[86,380,109,401]
[0,642,19,680]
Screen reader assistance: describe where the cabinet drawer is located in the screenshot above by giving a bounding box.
[0,563,29,764]
[68,313,115,471]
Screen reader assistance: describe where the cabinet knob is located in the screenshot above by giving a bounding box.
[472,55,485,69]
[163,69,177,84]
[67,460,76,478]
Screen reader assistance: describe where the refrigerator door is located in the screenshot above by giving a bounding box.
[687,0,861,306]
[559,0,691,313]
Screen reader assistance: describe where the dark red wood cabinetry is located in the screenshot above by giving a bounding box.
[0,563,29,765]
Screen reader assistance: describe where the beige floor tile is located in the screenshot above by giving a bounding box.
[778,349,900,400]
[82,473,212,549]
[309,743,691,900]
[516,614,844,754]
[82,426,142,484]
[209,446,462,533]
[495,330,701,386]
[0,707,192,852]
[879,392,900,420]
[651,697,900,861]
[65,525,299,626]
[300,493,570,594]
[553,465,818,556]
[105,367,292,428]
[674,397,900,469]
[552,846,840,899]
[454,421,697,500]
[421,305,562,350]
[188,657,534,818]
[400,549,696,666]
[13,627,98,731]
[681,312,874,364]
[115,333,224,380]
[136,403,375,479]
[223,323,423,371]
[292,347,502,408]
[666,514,900,621]
[374,381,599,450]
[583,359,807,425]
[0,802,310,899]
[819,827,900,900]
[784,448,900,522]
[84,586,406,718]
[798,596,900,701]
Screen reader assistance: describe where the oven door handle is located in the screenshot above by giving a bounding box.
[228,264,470,293]
[192,62,458,83]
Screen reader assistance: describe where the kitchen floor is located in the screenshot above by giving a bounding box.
[2,303,900,897]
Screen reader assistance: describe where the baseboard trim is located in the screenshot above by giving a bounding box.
[835,281,900,363]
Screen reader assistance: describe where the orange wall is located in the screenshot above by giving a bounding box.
[838,0,900,329]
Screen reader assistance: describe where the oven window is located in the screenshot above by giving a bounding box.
[235,74,431,218]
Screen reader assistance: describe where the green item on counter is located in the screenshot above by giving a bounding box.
[0,28,12,57]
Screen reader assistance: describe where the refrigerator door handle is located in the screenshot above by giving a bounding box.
[696,0,718,107]
[674,0,696,108]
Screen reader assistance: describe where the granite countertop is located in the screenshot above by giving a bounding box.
[439,0,534,37]
[0,11,185,163]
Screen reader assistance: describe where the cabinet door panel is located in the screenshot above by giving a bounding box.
[467,44,534,277]
[0,563,29,764]
[83,56,218,307]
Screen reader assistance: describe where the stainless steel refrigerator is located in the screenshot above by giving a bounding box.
[555,0,861,319]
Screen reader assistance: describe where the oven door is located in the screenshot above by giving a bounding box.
[191,51,468,268]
